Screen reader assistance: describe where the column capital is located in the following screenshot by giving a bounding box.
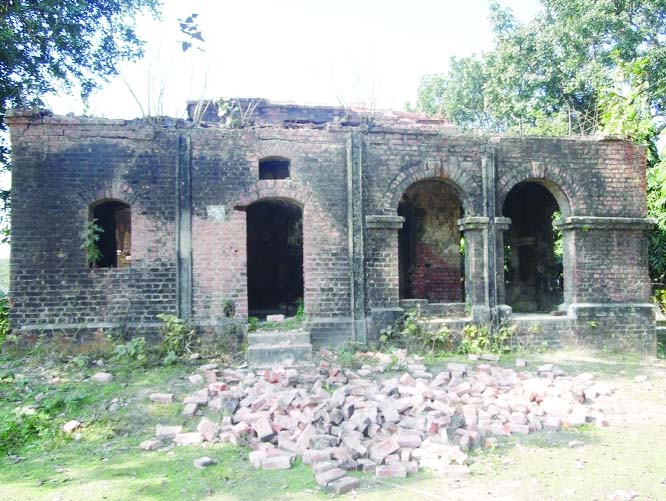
[365,215,404,229]
[495,216,511,231]
[554,216,655,231]
[457,216,489,231]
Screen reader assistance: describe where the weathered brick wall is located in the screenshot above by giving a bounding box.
[188,127,352,343]
[494,137,647,217]
[399,180,463,302]
[570,228,651,303]
[8,113,178,334]
[6,105,655,353]
[362,130,485,217]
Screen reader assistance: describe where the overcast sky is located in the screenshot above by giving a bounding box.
[46,0,543,118]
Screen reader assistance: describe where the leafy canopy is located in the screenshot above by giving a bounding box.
[414,0,666,285]
[0,0,160,193]
[415,0,666,137]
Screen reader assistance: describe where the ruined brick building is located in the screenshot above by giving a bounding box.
[6,100,657,357]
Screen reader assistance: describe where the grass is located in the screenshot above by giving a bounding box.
[1,346,666,500]
[0,354,320,500]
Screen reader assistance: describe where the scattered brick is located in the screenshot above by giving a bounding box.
[150,393,174,404]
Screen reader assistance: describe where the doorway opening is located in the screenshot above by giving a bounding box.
[503,182,564,313]
[398,179,465,302]
[246,199,304,318]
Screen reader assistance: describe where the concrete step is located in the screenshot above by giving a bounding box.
[247,330,311,346]
[400,299,428,310]
[399,299,467,318]
[247,343,313,367]
[424,317,470,334]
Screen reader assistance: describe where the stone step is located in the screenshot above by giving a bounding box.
[247,343,313,367]
[247,330,311,346]
[399,299,468,318]
[423,302,468,317]
[424,317,470,334]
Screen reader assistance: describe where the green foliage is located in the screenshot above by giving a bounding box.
[247,316,259,332]
[337,341,365,370]
[652,289,666,314]
[0,296,9,350]
[156,314,196,357]
[413,0,666,281]
[222,299,236,318]
[0,0,161,233]
[69,354,91,370]
[415,0,666,136]
[458,323,514,355]
[0,405,60,456]
[80,218,103,267]
[379,308,453,354]
[552,211,563,264]
[112,336,147,364]
[295,298,305,320]
[217,98,260,127]
[0,371,108,456]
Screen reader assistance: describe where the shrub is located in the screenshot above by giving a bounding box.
[156,314,196,356]
[112,336,147,364]
[0,297,9,350]
[458,323,514,355]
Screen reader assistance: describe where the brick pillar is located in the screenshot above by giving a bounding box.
[494,216,511,319]
[457,217,490,322]
[364,215,404,341]
[554,216,656,354]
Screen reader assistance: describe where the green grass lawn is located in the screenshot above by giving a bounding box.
[1,347,666,500]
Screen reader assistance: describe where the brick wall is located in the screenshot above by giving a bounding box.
[399,180,463,302]
[8,114,177,335]
[6,106,655,353]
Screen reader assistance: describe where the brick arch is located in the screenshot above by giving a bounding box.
[75,182,140,209]
[383,162,481,216]
[497,168,584,218]
[232,179,316,210]
[229,179,341,320]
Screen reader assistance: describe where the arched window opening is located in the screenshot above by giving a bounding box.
[503,182,563,313]
[398,179,465,302]
[246,199,303,317]
[259,157,290,180]
[90,200,131,268]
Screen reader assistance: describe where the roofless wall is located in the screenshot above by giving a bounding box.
[5,100,656,354]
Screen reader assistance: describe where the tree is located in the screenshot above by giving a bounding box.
[0,0,161,233]
[414,0,666,285]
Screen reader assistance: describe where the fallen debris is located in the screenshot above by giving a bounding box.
[194,456,216,469]
[149,393,174,404]
[62,420,81,433]
[142,356,615,492]
[92,372,113,383]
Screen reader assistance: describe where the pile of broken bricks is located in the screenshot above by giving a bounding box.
[140,358,615,495]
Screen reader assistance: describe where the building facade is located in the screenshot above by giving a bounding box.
[6,100,656,354]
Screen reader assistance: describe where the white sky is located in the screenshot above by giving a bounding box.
[45,0,542,118]
[2,0,543,260]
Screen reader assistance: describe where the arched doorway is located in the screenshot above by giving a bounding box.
[398,179,465,302]
[246,199,303,318]
[502,181,565,313]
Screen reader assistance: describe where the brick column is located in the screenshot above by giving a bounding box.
[554,216,656,354]
[364,215,404,341]
[494,216,512,320]
[457,217,490,322]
